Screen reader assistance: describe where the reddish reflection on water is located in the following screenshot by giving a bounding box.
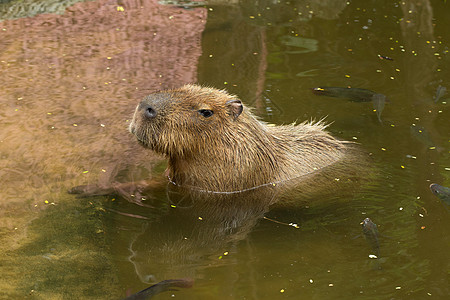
[0,0,206,205]
[0,3,206,295]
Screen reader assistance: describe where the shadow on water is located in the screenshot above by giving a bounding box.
[0,0,449,299]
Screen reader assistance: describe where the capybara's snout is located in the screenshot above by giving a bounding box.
[137,93,173,121]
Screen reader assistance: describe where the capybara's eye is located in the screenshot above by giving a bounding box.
[198,109,214,118]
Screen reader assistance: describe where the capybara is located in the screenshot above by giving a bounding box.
[128,84,350,193]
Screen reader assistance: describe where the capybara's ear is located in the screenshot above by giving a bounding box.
[226,99,243,119]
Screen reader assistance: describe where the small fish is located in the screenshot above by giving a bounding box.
[429,183,450,205]
[312,87,377,102]
[371,93,386,123]
[378,54,394,61]
[361,218,380,258]
[410,124,436,148]
[433,85,447,103]
[124,278,194,300]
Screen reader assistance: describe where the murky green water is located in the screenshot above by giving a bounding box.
[0,0,449,299]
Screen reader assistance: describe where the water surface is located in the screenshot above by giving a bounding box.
[0,0,449,299]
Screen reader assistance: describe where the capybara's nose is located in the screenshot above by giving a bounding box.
[145,105,157,118]
[140,102,157,119]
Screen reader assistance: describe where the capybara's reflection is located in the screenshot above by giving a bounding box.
[126,184,280,282]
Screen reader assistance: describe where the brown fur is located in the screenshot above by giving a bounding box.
[129,84,349,193]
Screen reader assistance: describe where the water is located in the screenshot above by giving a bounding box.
[0,0,449,299]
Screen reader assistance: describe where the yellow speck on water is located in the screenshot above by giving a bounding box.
[198,217,203,220]
[96,229,104,234]
[170,205,176,208]
[73,124,78,127]
[101,169,106,172]
[401,165,405,169]
[107,57,112,59]
[83,170,89,174]
[249,16,255,19]
[329,284,334,287]
[169,16,174,19]
[429,147,436,150]
[223,251,229,255]
[44,200,49,204]
[345,74,351,78]
[117,6,124,12]
[47,112,52,115]
[280,289,285,293]
[381,148,386,151]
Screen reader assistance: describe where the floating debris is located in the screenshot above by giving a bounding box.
[263,216,299,228]
[378,54,394,61]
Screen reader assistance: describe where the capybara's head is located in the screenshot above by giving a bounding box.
[129,84,244,157]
